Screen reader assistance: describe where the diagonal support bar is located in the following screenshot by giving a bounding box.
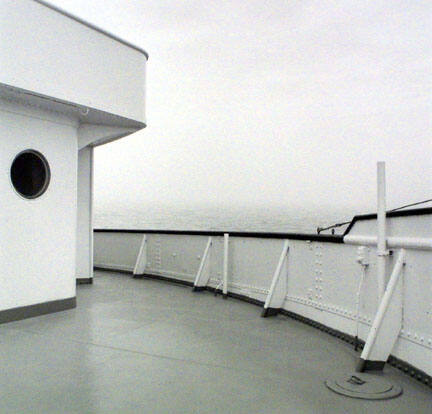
[133,234,147,276]
[357,248,406,372]
[262,240,289,317]
[193,237,212,291]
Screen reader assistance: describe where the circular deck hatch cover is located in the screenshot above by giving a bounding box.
[325,373,403,400]
[10,150,51,199]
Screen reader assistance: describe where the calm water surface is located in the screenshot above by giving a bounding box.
[94,204,360,234]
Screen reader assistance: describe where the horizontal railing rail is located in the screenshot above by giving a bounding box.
[93,229,344,243]
[342,207,432,236]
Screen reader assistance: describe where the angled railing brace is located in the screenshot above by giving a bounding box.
[193,237,212,291]
[262,240,289,317]
[133,234,147,276]
[357,248,406,372]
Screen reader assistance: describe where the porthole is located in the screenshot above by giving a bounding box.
[10,150,51,199]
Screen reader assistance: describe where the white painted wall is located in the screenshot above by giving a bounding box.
[0,0,146,123]
[0,0,146,315]
[0,99,78,309]
[94,212,432,376]
[76,146,93,280]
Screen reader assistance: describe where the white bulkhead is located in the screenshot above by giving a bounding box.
[0,0,147,316]
[0,102,79,309]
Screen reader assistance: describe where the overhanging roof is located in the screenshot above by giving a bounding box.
[0,0,148,145]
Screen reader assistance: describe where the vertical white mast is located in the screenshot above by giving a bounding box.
[377,161,387,300]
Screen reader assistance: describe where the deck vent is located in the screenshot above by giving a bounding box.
[325,373,402,400]
[10,150,51,199]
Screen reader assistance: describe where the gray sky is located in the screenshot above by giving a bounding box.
[53,0,431,215]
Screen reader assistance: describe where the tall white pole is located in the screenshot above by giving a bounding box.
[377,162,387,300]
[89,146,94,280]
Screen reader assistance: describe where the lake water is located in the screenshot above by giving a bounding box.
[94,204,359,234]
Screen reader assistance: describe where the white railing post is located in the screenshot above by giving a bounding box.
[356,248,406,372]
[262,240,289,317]
[377,161,387,301]
[193,237,212,291]
[222,233,229,299]
[133,234,147,276]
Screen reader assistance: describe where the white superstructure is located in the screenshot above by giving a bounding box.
[0,0,147,317]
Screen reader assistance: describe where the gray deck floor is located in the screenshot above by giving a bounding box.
[0,271,430,413]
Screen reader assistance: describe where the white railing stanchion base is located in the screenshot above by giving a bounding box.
[262,240,289,317]
[193,237,212,291]
[356,249,406,372]
[133,234,147,276]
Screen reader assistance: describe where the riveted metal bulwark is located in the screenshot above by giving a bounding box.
[154,235,162,270]
[314,244,323,302]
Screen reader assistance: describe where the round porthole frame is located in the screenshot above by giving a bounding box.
[10,149,51,200]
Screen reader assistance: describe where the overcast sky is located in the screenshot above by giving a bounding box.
[53,0,431,215]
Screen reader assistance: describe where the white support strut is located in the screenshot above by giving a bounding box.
[222,233,229,298]
[193,237,212,290]
[354,253,368,350]
[89,146,94,280]
[133,234,147,275]
[262,240,289,317]
[357,248,406,372]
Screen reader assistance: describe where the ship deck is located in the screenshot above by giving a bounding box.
[1,270,430,413]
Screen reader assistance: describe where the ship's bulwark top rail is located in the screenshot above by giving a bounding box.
[343,207,432,236]
[93,229,344,243]
[94,206,432,242]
